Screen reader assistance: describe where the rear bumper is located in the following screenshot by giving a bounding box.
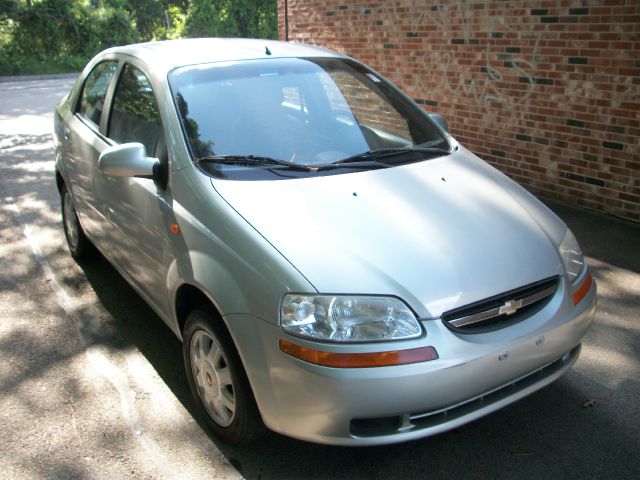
[225,276,596,446]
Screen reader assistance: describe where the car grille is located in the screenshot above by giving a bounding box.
[441,276,559,333]
[350,344,580,438]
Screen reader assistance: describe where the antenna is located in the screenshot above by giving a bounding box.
[265,46,272,56]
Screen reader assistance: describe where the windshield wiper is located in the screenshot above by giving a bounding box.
[380,146,451,157]
[195,147,452,173]
[352,146,451,162]
[195,154,313,171]
[322,146,452,169]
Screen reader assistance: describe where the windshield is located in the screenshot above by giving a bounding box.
[169,57,450,179]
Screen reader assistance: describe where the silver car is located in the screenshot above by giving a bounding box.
[53,38,596,446]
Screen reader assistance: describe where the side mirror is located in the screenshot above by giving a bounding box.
[429,114,449,133]
[98,142,158,178]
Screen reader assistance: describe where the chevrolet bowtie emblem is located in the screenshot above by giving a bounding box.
[499,299,522,316]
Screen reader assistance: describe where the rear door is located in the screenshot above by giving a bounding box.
[64,60,118,239]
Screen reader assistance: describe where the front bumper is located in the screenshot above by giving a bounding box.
[224,276,596,446]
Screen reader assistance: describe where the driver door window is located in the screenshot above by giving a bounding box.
[108,64,164,158]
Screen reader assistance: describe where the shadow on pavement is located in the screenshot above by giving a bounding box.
[547,200,640,274]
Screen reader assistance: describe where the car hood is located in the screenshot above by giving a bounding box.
[212,148,565,318]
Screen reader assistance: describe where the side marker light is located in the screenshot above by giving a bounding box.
[279,339,438,368]
[573,272,593,305]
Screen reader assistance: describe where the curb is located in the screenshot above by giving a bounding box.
[0,72,80,83]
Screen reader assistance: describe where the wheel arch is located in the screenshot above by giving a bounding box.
[55,169,65,193]
[174,283,221,337]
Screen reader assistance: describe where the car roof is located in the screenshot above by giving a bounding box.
[101,38,343,75]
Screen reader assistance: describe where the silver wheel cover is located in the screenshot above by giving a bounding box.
[190,329,236,427]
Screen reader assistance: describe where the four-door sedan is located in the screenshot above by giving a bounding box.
[54,38,596,446]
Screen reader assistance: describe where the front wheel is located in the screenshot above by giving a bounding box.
[183,307,263,444]
[61,184,93,260]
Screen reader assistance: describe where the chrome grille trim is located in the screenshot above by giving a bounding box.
[442,276,559,333]
[449,284,557,328]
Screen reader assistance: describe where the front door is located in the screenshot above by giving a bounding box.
[96,62,174,316]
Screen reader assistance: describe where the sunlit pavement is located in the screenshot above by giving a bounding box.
[1,76,638,480]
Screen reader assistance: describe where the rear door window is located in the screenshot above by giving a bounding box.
[77,61,118,127]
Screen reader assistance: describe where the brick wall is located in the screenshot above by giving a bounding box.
[278,0,640,222]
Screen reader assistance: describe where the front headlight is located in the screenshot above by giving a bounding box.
[559,229,585,283]
[280,294,422,342]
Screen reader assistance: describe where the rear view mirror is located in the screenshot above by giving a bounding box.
[429,114,449,132]
[98,142,158,178]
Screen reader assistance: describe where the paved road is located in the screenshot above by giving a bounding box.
[0,76,638,480]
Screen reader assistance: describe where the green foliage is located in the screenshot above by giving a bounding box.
[165,4,187,39]
[0,0,19,21]
[0,0,278,75]
[184,0,277,39]
[127,0,166,40]
[0,0,139,74]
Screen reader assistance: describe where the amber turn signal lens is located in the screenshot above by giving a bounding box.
[572,272,593,305]
[279,339,438,368]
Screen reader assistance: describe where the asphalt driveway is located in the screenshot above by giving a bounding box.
[0,75,638,479]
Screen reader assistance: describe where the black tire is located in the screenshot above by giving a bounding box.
[60,184,93,260]
[183,307,263,444]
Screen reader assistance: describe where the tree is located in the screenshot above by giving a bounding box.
[184,0,277,39]
[0,0,138,74]
[0,0,278,75]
